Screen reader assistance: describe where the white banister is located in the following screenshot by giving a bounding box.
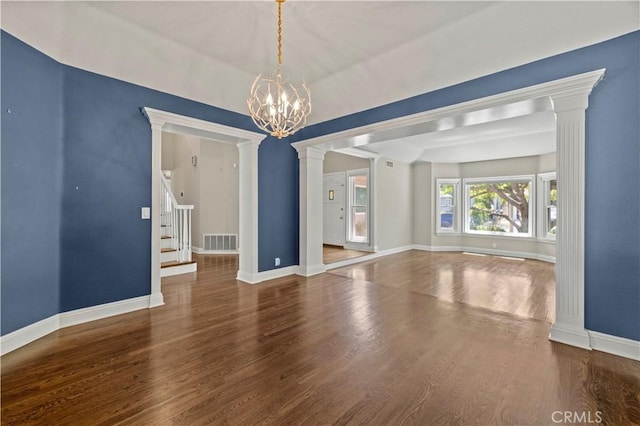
[160,175,194,263]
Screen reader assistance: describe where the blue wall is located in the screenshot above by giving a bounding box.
[258,136,299,272]
[2,29,638,342]
[1,33,63,334]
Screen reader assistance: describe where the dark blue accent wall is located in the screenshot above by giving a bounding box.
[1,33,63,334]
[289,31,640,341]
[257,136,299,272]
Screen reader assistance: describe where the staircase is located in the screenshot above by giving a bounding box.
[160,175,197,277]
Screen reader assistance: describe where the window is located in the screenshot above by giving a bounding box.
[538,172,557,240]
[436,179,460,233]
[464,176,533,237]
[347,169,369,243]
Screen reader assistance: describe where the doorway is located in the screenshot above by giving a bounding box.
[143,107,266,306]
[293,69,605,351]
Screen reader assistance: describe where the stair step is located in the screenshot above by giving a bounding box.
[161,260,197,268]
[161,248,177,253]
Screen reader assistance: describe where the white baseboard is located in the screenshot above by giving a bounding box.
[192,246,239,255]
[1,315,60,356]
[549,323,592,350]
[237,266,299,285]
[325,245,414,271]
[1,295,160,356]
[160,262,197,277]
[149,292,165,308]
[588,330,640,361]
[295,264,327,277]
[59,295,151,328]
[411,244,555,263]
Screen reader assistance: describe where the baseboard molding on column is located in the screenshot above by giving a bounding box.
[149,292,165,308]
[549,323,592,350]
[588,331,640,361]
[237,266,299,285]
[296,264,327,277]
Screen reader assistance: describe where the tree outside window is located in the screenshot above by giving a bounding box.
[466,178,532,236]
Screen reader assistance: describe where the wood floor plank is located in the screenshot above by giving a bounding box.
[2,251,638,425]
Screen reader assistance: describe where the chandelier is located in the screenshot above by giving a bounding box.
[247,0,311,139]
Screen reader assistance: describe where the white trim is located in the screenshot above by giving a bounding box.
[160,262,197,277]
[142,107,266,299]
[537,172,557,241]
[149,292,164,308]
[296,263,327,277]
[291,69,605,152]
[1,295,156,356]
[411,244,555,263]
[346,168,371,246]
[59,295,151,328]
[336,147,381,160]
[1,315,60,356]
[549,324,592,350]
[462,174,535,238]
[435,178,461,234]
[237,266,299,285]
[324,245,414,270]
[588,331,640,361]
[192,246,239,255]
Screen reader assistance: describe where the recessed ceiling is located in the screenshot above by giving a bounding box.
[336,98,557,164]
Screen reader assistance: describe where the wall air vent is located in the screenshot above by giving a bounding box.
[386,161,394,168]
[203,234,238,252]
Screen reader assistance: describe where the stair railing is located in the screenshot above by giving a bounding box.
[160,175,194,263]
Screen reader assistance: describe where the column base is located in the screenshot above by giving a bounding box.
[296,264,326,277]
[549,323,591,350]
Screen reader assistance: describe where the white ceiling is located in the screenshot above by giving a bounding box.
[2,1,638,163]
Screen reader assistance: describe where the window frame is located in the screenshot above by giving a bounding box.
[537,172,557,241]
[435,178,461,235]
[463,174,535,238]
[346,168,370,244]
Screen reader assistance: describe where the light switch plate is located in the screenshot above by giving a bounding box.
[141,207,151,219]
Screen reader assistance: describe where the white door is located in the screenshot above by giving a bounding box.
[323,172,346,246]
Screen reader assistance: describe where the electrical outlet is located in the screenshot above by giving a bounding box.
[492,242,497,248]
[275,257,281,266]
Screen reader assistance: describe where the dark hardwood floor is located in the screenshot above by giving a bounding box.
[323,244,369,264]
[2,251,639,425]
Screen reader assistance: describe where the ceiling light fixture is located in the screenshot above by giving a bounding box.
[247,0,311,139]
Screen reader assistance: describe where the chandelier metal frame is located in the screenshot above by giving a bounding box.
[247,0,311,139]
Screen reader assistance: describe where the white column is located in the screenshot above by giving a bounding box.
[149,122,164,307]
[297,146,326,276]
[549,93,590,349]
[236,140,261,283]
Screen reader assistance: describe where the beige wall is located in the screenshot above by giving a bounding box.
[324,151,369,173]
[376,159,413,251]
[165,132,201,242]
[162,132,238,249]
[198,140,239,240]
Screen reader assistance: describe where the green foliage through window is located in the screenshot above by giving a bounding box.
[467,180,531,234]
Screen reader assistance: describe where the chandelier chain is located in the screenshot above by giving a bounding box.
[277,0,283,65]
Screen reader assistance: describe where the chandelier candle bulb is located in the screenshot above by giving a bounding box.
[247,0,311,139]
